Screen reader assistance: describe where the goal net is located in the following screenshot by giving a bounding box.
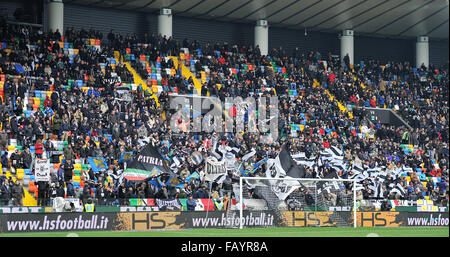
[238,177,357,229]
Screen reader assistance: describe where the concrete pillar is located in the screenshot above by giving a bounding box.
[48,0,64,35]
[340,29,354,67]
[416,36,429,68]
[158,8,172,38]
[254,20,268,56]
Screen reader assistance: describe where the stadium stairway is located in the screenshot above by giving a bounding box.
[115,51,161,109]
[22,184,37,206]
[168,56,202,96]
[0,167,37,206]
[1,138,38,206]
[312,78,354,119]
[178,50,211,87]
[324,88,354,119]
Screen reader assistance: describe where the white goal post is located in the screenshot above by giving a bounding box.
[238,177,357,229]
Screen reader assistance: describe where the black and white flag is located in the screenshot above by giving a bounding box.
[191,151,204,166]
[389,184,406,198]
[323,146,344,161]
[291,153,316,167]
[224,152,237,171]
[210,141,223,160]
[242,149,256,162]
[316,168,340,194]
[170,156,183,170]
[373,182,384,198]
[204,157,227,182]
[264,146,304,200]
[269,180,301,201]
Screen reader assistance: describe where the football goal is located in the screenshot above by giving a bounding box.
[238,177,358,229]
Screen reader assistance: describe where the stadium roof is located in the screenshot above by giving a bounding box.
[64,0,449,39]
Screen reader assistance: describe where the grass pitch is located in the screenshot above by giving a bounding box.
[1,227,448,237]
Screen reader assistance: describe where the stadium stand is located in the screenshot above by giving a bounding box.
[0,17,448,214]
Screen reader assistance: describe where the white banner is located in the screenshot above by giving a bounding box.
[265,157,286,181]
[224,153,237,171]
[204,157,227,182]
[270,179,301,201]
[52,197,83,212]
[265,151,301,200]
[51,140,64,149]
[35,158,50,182]
[155,198,182,210]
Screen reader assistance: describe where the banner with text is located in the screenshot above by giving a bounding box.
[34,159,50,182]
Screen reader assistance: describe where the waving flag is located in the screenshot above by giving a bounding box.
[204,157,227,182]
[88,157,108,172]
[265,146,304,200]
[123,144,176,181]
[252,157,268,172]
[167,175,184,188]
[185,172,200,183]
[242,149,256,162]
[149,177,163,191]
[240,170,253,177]
[191,151,204,165]
[118,152,133,163]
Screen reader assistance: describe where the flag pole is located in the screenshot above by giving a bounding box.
[353,179,357,228]
[314,182,318,226]
[239,176,243,229]
[204,180,213,229]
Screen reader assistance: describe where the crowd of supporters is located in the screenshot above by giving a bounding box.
[0,21,448,209]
